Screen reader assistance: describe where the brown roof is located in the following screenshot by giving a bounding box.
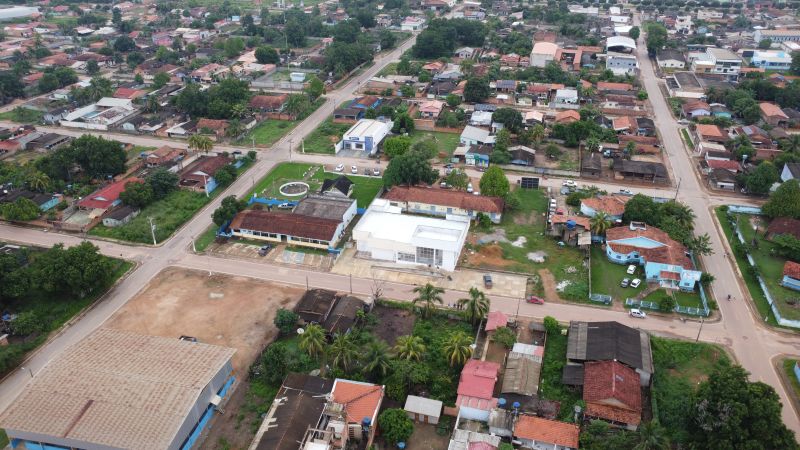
[606,225,692,269]
[249,94,288,110]
[514,415,580,447]
[230,210,340,242]
[180,156,230,183]
[384,186,504,214]
[581,195,629,216]
[597,81,633,91]
[760,102,789,119]
[551,215,590,229]
[784,261,800,280]
[682,100,710,113]
[554,110,580,123]
[768,217,800,240]
[696,124,728,140]
[331,380,383,424]
[197,118,228,131]
[583,360,642,426]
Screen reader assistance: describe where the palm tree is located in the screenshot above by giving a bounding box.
[299,323,326,358]
[689,233,714,256]
[328,333,357,372]
[26,170,51,193]
[590,211,613,236]
[393,335,425,361]
[585,136,601,153]
[633,421,671,450]
[188,135,213,154]
[458,287,490,326]
[781,134,800,153]
[225,119,244,139]
[530,124,545,146]
[663,201,696,229]
[230,102,248,119]
[442,331,473,367]
[412,283,445,319]
[582,86,596,99]
[363,340,392,379]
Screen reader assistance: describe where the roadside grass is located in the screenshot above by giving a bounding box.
[194,224,218,252]
[643,288,703,309]
[681,128,695,150]
[651,337,730,445]
[590,246,646,301]
[0,258,132,378]
[0,107,43,124]
[463,189,589,302]
[302,119,351,154]
[716,208,777,324]
[377,62,398,76]
[782,359,800,400]
[539,328,582,421]
[125,145,155,164]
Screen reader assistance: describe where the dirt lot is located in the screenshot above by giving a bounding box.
[372,304,416,345]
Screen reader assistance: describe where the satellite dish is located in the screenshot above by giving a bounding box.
[297,328,305,335]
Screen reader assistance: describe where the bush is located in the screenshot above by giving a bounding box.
[491,326,516,349]
[273,308,299,335]
[11,311,44,336]
[659,295,677,312]
[543,316,560,334]
[378,408,414,445]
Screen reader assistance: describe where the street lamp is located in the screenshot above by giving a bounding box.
[21,366,33,378]
[147,217,157,246]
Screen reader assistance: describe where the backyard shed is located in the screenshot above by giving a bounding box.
[404,395,443,425]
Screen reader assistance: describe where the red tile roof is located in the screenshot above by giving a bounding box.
[613,116,635,131]
[760,102,789,119]
[784,261,800,280]
[197,118,229,131]
[696,124,728,141]
[706,159,741,172]
[230,210,341,242]
[383,186,504,214]
[659,270,681,281]
[485,311,508,332]
[467,443,497,450]
[331,379,383,424]
[606,225,693,269]
[583,361,642,426]
[180,156,230,183]
[457,360,500,399]
[554,110,580,123]
[514,415,580,448]
[78,178,143,210]
[597,81,634,91]
[581,195,629,216]
[768,217,800,240]
[249,94,289,110]
[551,214,590,229]
[113,87,146,99]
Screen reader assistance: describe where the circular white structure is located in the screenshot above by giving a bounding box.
[279,182,309,197]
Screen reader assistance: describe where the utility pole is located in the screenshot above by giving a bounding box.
[349,273,353,294]
[289,138,293,161]
[21,366,33,378]
[148,217,157,246]
[674,177,681,200]
[695,318,704,343]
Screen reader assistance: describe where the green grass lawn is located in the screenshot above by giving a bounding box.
[239,120,298,146]
[590,245,646,301]
[302,119,351,154]
[464,188,589,302]
[643,288,703,309]
[194,224,218,252]
[540,328,582,421]
[716,208,800,322]
[651,337,730,444]
[409,131,461,160]
[681,129,695,150]
[0,107,43,124]
[782,359,800,400]
[125,145,155,164]
[249,162,383,208]
[377,62,398,76]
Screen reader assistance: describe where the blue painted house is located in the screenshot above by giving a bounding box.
[0,190,59,212]
[605,225,701,291]
[351,95,383,110]
[782,261,800,292]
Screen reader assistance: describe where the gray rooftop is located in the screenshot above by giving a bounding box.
[293,194,355,221]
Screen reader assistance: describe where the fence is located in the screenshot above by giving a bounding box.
[728,211,800,329]
[625,298,660,311]
[728,205,763,215]
[589,293,612,305]
[688,253,711,317]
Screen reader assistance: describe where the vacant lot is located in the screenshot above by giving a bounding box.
[372,302,416,345]
[303,119,351,154]
[105,267,303,373]
[409,130,461,160]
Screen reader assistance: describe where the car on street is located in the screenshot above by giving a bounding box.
[630,278,641,288]
[626,264,636,275]
[527,296,544,304]
[351,165,358,174]
[277,202,293,209]
[373,168,381,176]
[335,163,344,172]
[677,119,690,125]
[483,274,492,288]
[619,189,633,195]
[562,180,577,188]
[620,278,630,288]
[629,308,647,319]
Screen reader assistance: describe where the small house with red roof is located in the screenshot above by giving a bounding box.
[456,360,500,420]
[782,261,800,292]
[330,379,384,448]
[179,155,230,194]
[760,102,790,127]
[513,415,580,450]
[78,178,143,213]
[383,185,505,223]
[605,224,702,291]
[580,195,629,221]
[583,360,642,430]
[484,311,508,333]
[113,87,147,100]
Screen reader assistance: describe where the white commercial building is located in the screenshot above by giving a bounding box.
[751,50,793,71]
[336,119,393,155]
[530,41,559,68]
[353,199,470,271]
[754,29,800,44]
[0,6,39,21]
[606,52,639,75]
[690,47,742,81]
[59,97,138,131]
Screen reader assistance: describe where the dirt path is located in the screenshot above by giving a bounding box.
[538,269,564,303]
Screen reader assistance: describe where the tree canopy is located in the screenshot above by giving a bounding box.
[479,166,510,197]
[763,179,800,219]
[492,108,523,133]
[412,19,487,58]
[383,149,439,187]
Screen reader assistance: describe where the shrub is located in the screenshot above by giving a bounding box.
[659,295,677,312]
[273,308,299,335]
[492,326,516,349]
[543,316,560,334]
[378,408,414,445]
[11,311,44,336]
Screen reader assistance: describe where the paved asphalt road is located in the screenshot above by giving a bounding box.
[0,21,799,436]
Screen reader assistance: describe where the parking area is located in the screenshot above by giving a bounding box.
[209,241,335,270]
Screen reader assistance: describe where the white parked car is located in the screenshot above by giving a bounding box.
[630,278,641,288]
[562,180,577,188]
[351,165,358,174]
[629,308,647,319]
[619,189,633,195]
[334,163,344,172]
[467,182,474,193]
[626,265,637,275]
[373,168,381,176]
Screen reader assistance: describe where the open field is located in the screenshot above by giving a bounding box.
[409,130,461,160]
[238,99,324,147]
[302,119,351,154]
[0,108,42,124]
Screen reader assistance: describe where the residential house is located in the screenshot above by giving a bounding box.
[751,50,792,72]
[733,125,773,148]
[113,87,147,100]
[422,61,445,75]
[401,16,426,31]
[404,396,442,425]
[460,125,495,146]
[782,261,800,292]
[383,185,505,223]
[693,124,729,146]
[179,155,230,194]
[190,63,229,83]
[682,100,711,118]
[606,52,639,76]
[760,102,790,126]
[42,106,70,125]
[656,49,686,69]
[782,163,800,182]
[754,29,800,43]
[583,361,642,430]
[427,80,456,98]
[580,195,628,221]
[455,47,475,59]
[336,119,393,155]
[508,145,536,166]
[766,217,800,241]
[484,311,508,334]
[0,189,59,212]
[513,415,580,450]
[493,79,517,93]
[554,110,580,124]
[352,198,470,271]
[635,117,656,136]
[351,96,382,110]
[249,94,289,114]
[708,168,737,191]
[196,118,229,139]
[689,47,742,82]
[418,100,445,119]
[144,145,186,168]
[470,110,493,127]
[701,158,741,175]
[581,152,603,178]
[456,360,500,420]
[605,224,702,291]
[327,379,384,449]
[549,215,592,247]
[101,205,139,227]
[552,89,579,109]
[501,343,545,400]
[319,176,355,198]
[464,144,492,168]
[27,133,72,153]
[78,178,142,214]
[613,159,668,183]
[333,107,364,123]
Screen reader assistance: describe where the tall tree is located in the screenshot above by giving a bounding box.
[412,283,445,318]
[328,333,357,371]
[590,211,613,236]
[633,421,670,450]
[458,287,490,326]
[363,340,392,379]
[646,23,668,56]
[491,107,523,133]
[479,166,510,197]
[763,179,800,219]
[463,77,490,103]
[255,45,280,64]
[188,135,214,154]
[383,149,438,187]
[629,26,640,41]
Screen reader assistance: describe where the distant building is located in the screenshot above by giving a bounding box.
[754,29,800,44]
[751,50,793,71]
[657,49,686,68]
[530,41,559,68]
[383,185,505,223]
[689,47,742,82]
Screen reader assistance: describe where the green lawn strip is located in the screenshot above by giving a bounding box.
[194,224,218,252]
[643,288,703,309]
[782,359,800,400]
[125,145,156,163]
[681,129,695,150]
[302,119,351,154]
[0,108,43,124]
[0,429,7,448]
[590,245,646,301]
[377,62,398,76]
[715,208,778,325]
[539,330,582,421]
[651,337,730,445]
[0,259,132,377]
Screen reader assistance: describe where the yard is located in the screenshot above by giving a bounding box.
[409,130,461,161]
[643,288,703,309]
[462,188,589,302]
[0,107,43,124]
[716,208,797,323]
[651,337,730,445]
[250,162,383,208]
[238,98,325,147]
[590,245,646,301]
[681,129,695,150]
[377,62,398,77]
[782,359,800,411]
[539,326,582,421]
[302,119,351,154]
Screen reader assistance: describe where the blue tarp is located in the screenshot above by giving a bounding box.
[247,197,299,207]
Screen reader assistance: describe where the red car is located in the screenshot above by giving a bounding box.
[527,296,545,304]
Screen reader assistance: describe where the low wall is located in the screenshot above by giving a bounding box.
[499,164,581,178]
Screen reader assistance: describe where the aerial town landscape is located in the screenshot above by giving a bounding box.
[2,0,800,449]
